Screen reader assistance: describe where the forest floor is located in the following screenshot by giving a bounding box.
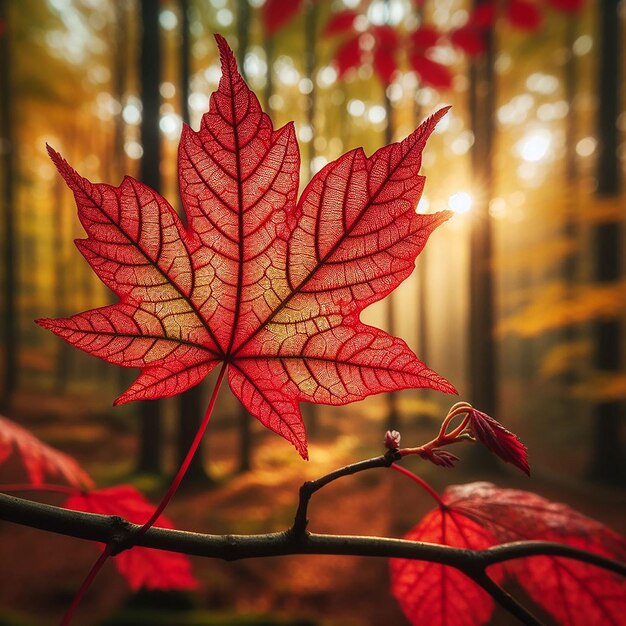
[1,385,625,626]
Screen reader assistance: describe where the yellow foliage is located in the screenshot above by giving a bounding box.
[540,339,592,378]
[578,197,625,224]
[573,372,626,402]
[496,237,577,271]
[498,280,626,337]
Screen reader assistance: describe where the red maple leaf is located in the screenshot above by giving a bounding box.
[322,9,358,36]
[392,482,626,626]
[0,415,93,488]
[36,35,455,460]
[64,486,197,591]
[335,34,362,79]
[390,505,503,626]
[506,0,543,31]
[448,483,626,626]
[261,0,304,37]
[449,25,487,57]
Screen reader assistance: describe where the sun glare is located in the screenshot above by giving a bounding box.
[448,192,473,214]
[517,129,552,163]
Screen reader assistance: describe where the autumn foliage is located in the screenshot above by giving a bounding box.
[1,31,624,626]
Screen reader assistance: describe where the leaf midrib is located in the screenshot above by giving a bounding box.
[231,138,418,357]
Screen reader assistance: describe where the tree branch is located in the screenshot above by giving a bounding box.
[2,448,625,626]
[1,490,624,579]
[470,571,543,626]
[292,450,400,533]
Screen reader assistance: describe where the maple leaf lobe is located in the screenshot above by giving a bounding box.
[37,34,454,460]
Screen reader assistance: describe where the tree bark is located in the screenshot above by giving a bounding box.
[588,0,623,483]
[136,0,163,475]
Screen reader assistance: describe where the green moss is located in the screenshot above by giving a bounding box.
[0,610,41,626]
[99,610,318,626]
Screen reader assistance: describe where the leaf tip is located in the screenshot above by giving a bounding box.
[214,33,237,75]
[468,408,530,475]
[34,317,53,330]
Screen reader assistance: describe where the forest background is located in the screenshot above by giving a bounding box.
[0,0,625,624]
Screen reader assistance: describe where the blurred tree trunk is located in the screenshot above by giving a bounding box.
[383,88,399,432]
[136,0,163,475]
[236,0,253,473]
[53,177,70,393]
[0,0,18,411]
[176,0,209,483]
[559,12,581,395]
[303,0,320,438]
[466,10,499,470]
[112,0,128,181]
[381,0,398,433]
[263,31,274,113]
[112,0,134,394]
[588,0,624,483]
[413,1,430,420]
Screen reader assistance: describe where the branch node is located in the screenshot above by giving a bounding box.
[383,448,402,464]
[107,515,136,556]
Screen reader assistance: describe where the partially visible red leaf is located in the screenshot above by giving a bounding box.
[323,10,358,36]
[372,24,399,48]
[0,415,93,488]
[449,26,487,56]
[373,45,396,85]
[506,0,543,31]
[467,408,529,475]
[409,54,453,89]
[409,26,442,52]
[390,506,502,626]
[446,482,626,626]
[545,0,585,12]
[335,34,362,78]
[65,486,197,591]
[516,534,626,626]
[469,2,496,29]
[261,0,304,36]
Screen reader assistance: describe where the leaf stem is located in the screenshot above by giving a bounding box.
[57,364,227,626]
[59,544,113,626]
[0,483,82,496]
[390,463,445,507]
[137,362,227,535]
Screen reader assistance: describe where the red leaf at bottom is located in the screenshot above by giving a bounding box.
[390,507,502,626]
[444,483,626,626]
[65,486,197,591]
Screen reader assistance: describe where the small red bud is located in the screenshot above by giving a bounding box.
[384,430,401,450]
